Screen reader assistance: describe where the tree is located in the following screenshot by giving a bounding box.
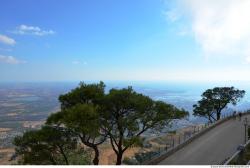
[46,81,106,165]
[47,104,106,165]
[193,99,216,123]
[13,126,87,165]
[101,87,189,165]
[46,82,188,165]
[193,87,245,122]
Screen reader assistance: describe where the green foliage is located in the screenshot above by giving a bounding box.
[46,81,107,165]
[13,126,90,165]
[62,104,101,139]
[134,151,160,164]
[101,87,188,164]
[59,81,105,109]
[46,111,64,125]
[47,105,103,142]
[193,99,216,122]
[123,136,143,148]
[168,130,176,134]
[123,157,138,165]
[65,148,92,165]
[193,87,245,122]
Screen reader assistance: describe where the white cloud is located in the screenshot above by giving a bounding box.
[167,0,250,62]
[246,56,250,64]
[13,25,55,36]
[0,34,16,45]
[0,55,26,64]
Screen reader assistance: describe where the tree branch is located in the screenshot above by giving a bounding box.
[110,137,118,155]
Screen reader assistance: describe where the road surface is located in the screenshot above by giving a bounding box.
[159,115,249,165]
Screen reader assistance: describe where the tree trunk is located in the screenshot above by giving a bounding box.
[92,145,99,165]
[208,116,212,123]
[79,135,100,165]
[116,152,123,165]
[58,145,69,165]
[217,111,221,120]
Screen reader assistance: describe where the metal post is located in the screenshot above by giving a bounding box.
[178,134,181,145]
[245,124,247,143]
[172,138,175,147]
[245,118,247,141]
[248,126,250,141]
[244,117,248,143]
[165,144,168,152]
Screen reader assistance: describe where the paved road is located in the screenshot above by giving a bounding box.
[159,115,249,165]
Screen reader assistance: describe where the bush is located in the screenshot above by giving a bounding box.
[123,157,138,165]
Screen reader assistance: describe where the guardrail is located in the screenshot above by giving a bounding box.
[224,139,250,165]
[137,111,250,165]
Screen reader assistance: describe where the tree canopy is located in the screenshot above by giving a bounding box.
[193,86,245,122]
[46,82,106,165]
[100,87,188,164]
[59,81,105,109]
[13,126,90,165]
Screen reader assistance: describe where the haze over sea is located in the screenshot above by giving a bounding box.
[106,81,250,119]
[2,80,250,120]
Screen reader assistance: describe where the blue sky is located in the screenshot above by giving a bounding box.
[1,0,250,82]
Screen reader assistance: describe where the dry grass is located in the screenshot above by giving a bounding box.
[0,148,15,165]
[98,143,141,165]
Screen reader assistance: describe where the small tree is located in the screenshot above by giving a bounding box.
[101,87,188,165]
[13,126,83,165]
[47,104,106,165]
[46,81,106,165]
[193,87,245,122]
